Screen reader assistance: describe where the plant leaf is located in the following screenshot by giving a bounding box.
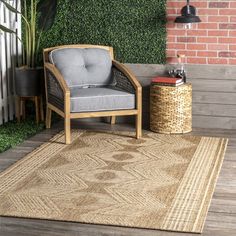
[0,0,21,14]
[0,24,16,34]
[37,0,57,31]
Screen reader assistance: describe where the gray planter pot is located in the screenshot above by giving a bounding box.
[15,67,44,96]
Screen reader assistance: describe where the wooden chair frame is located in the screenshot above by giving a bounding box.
[43,44,142,144]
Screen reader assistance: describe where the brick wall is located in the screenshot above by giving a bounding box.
[167,0,236,65]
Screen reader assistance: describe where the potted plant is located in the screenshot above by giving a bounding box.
[0,0,57,96]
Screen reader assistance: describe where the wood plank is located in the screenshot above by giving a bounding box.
[126,63,236,80]
[190,78,236,93]
[205,212,236,230]
[0,217,197,236]
[193,115,236,129]
[131,71,236,106]
[193,91,236,105]
[193,103,236,117]
[1,3,9,123]
[209,199,236,214]
[186,64,236,80]
[126,63,166,77]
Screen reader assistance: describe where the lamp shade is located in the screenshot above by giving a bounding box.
[175,15,201,24]
[175,2,201,24]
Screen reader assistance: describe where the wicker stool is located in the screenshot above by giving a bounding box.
[150,83,192,134]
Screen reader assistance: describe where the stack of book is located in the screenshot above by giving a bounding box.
[152,77,184,87]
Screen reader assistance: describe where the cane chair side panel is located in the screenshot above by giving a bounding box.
[45,68,65,111]
[112,66,136,94]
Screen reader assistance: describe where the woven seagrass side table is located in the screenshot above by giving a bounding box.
[150,83,192,134]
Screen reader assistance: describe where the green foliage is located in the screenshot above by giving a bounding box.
[0,118,44,153]
[0,0,57,67]
[40,0,167,64]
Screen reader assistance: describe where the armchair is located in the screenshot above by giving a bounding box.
[43,45,142,144]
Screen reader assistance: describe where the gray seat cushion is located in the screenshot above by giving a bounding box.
[49,48,112,88]
[70,87,135,112]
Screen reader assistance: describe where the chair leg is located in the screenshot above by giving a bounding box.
[136,113,142,139]
[46,106,52,129]
[34,96,40,125]
[65,116,71,144]
[21,100,26,120]
[40,96,44,121]
[15,96,21,122]
[110,116,116,125]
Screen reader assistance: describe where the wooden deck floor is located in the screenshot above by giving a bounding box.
[0,121,235,236]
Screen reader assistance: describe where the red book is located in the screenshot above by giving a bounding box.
[152,77,183,84]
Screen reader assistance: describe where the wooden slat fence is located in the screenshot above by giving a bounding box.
[0,0,21,125]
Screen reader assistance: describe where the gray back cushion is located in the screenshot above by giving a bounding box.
[49,48,112,88]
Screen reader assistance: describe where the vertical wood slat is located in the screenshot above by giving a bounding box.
[0,0,20,125]
[0,2,7,125]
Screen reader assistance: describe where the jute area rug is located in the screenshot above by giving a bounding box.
[0,130,228,233]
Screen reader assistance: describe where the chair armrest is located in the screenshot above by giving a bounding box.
[112,60,142,93]
[44,63,70,111]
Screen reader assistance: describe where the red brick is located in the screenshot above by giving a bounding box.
[197,51,217,57]
[230,17,236,22]
[198,9,218,16]
[167,2,185,8]
[219,51,236,58]
[167,43,186,50]
[230,2,236,8]
[167,9,177,15]
[228,59,236,65]
[208,30,228,37]
[197,37,217,43]
[219,24,236,29]
[219,9,236,15]
[229,31,236,37]
[187,57,207,64]
[187,44,207,50]
[190,2,208,8]
[198,23,218,30]
[177,50,196,57]
[208,44,228,50]
[208,16,228,22]
[209,2,229,8]
[167,29,185,36]
[229,45,236,50]
[168,2,207,8]
[187,30,207,36]
[166,50,176,57]
[167,36,176,43]
[177,37,196,43]
[208,58,228,64]
[219,38,236,44]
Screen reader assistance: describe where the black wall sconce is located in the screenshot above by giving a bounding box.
[175,0,201,28]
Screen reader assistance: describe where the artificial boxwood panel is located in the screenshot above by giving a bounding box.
[40,0,166,64]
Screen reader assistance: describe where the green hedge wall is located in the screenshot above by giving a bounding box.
[40,0,167,64]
